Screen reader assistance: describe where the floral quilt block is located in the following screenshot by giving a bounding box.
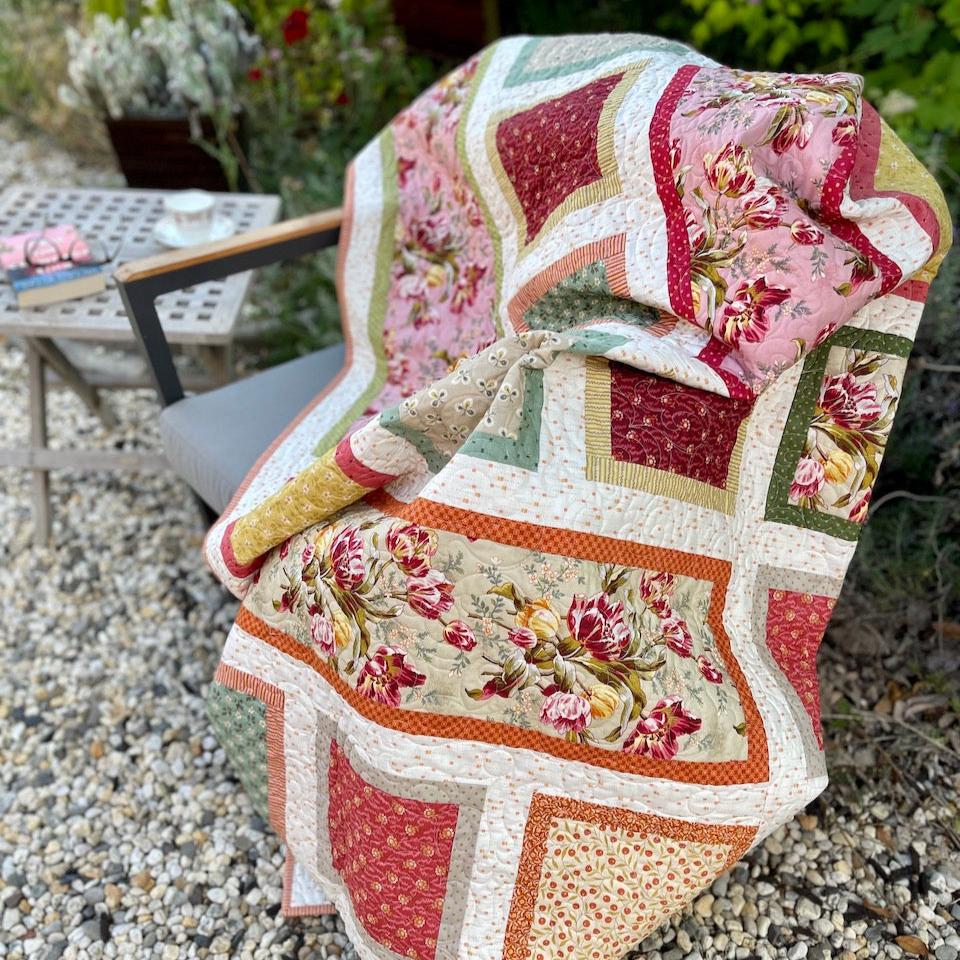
[765,325,912,538]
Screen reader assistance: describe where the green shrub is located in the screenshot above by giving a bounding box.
[236,0,435,212]
[0,1,112,160]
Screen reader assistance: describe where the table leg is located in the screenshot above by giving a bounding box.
[24,336,117,430]
[197,343,235,388]
[26,344,51,546]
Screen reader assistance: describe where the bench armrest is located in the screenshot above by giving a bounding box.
[115,207,343,406]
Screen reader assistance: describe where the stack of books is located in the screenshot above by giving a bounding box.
[0,224,106,308]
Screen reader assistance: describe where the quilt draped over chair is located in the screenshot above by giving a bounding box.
[202,34,951,960]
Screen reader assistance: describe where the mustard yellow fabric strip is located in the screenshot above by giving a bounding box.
[229,449,368,567]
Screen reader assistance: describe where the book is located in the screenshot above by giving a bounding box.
[0,224,106,308]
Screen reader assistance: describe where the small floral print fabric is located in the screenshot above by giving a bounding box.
[203,33,950,959]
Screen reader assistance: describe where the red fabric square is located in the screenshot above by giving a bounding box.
[609,363,754,488]
[327,741,459,960]
[765,589,835,747]
[495,73,623,243]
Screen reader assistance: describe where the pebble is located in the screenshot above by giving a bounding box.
[694,893,715,917]
[797,897,822,920]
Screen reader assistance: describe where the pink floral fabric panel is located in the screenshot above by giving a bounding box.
[654,65,901,393]
[378,58,498,412]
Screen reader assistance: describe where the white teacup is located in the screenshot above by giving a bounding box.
[164,190,215,242]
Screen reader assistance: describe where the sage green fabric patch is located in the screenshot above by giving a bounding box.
[523,260,658,333]
[207,682,270,821]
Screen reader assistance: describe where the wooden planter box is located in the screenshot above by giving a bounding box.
[105,115,232,192]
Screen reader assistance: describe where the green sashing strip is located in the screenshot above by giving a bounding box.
[764,325,913,542]
[312,132,398,457]
[455,45,504,339]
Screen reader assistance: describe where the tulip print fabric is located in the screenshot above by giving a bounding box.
[202,35,951,959]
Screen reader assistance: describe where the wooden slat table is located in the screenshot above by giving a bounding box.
[0,186,281,544]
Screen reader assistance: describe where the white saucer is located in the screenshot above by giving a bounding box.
[153,213,236,248]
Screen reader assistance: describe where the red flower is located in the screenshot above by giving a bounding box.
[539,687,592,735]
[719,276,790,346]
[661,615,693,658]
[738,187,786,230]
[407,216,450,256]
[281,7,309,45]
[637,571,675,618]
[704,141,757,198]
[567,593,632,662]
[697,654,724,684]
[406,569,455,619]
[478,673,524,700]
[330,526,365,590]
[475,650,530,700]
[669,137,683,171]
[817,372,882,430]
[849,489,871,523]
[623,696,702,759]
[397,156,416,187]
[247,67,263,82]
[832,117,858,145]
[443,620,477,651]
[768,105,813,155]
[356,645,426,707]
[790,220,825,245]
[386,522,437,577]
[839,251,878,293]
[508,626,538,650]
[335,90,350,106]
[451,262,488,314]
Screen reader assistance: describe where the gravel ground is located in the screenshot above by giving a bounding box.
[1,120,958,960]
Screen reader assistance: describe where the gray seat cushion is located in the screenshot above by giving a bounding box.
[159,344,345,513]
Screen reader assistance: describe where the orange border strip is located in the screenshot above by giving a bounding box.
[369,489,735,585]
[237,492,768,785]
[502,792,756,960]
[213,662,287,839]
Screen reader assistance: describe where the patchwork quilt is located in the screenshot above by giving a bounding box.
[202,34,951,960]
